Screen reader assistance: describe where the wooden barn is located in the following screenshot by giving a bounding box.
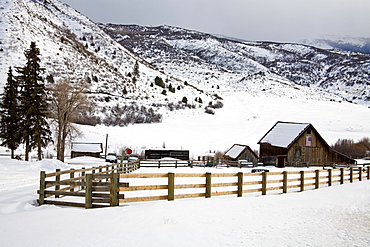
[224,144,258,163]
[258,121,356,167]
[71,142,103,159]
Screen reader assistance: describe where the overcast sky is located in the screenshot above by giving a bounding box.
[62,0,370,43]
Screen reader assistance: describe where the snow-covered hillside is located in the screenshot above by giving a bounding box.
[72,93,370,159]
[0,0,369,159]
[1,0,369,125]
[302,35,370,53]
[103,24,370,104]
[0,0,215,123]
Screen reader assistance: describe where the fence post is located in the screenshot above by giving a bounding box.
[283,171,288,193]
[328,169,332,186]
[81,167,85,190]
[55,169,60,198]
[262,172,267,195]
[158,161,161,169]
[175,160,178,168]
[168,173,175,201]
[237,172,243,197]
[205,173,212,198]
[350,167,353,183]
[85,174,93,209]
[315,170,320,189]
[70,169,75,192]
[39,171,46,205]
[359,167,362,181]
[340,168,344,184]
[367,166,370,180]
[110,173,119,206]
[300,171,305,192]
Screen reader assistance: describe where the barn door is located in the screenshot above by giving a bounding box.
[277,155,286,168]
[294,147,302,165]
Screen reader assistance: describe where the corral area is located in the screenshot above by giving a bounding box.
[38,159,370,209]
[1,157,370,247]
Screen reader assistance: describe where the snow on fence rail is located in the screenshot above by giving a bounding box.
[38,165,370,209]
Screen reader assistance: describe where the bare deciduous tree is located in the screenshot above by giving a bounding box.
[48,79,91,162]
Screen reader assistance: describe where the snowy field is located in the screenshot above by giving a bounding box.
[0,157,369,247]
[0,91,369,246]
[72,92,370,158]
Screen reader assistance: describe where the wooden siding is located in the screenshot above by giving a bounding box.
[238,151,258,163]
[145,150,190,160]
[286,127,329,166]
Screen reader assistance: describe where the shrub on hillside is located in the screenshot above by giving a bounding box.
[155,76,165,88]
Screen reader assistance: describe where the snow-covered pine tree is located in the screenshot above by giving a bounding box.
[0,67,22,158]
[17,42,52,161]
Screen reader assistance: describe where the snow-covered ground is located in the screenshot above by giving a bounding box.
[0,76,369,247]
[71,92,370,158]
[0,157,369,247]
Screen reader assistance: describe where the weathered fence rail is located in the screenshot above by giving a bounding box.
[139,160,262,168]
[118,167,370,204]
[38,160,140,208]
[38,165,370,208]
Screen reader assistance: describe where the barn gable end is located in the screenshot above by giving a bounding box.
[224,144,258,163]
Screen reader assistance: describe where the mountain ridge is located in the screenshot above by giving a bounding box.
[101,24,370,104]
[0,0,369,128]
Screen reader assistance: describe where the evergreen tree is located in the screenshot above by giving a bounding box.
[155,76,165,88]
[133,61,139,77]
[17,42,52,161]
[0,67,22,158]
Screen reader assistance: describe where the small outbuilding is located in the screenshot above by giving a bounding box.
[258,121,356,167]
[145,149,190,160]
[71,142,103,159]
[224,144,259,163]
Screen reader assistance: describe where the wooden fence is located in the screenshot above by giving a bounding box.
[139,159,258,168]
[38,165,370,208]
[38,160,140,208]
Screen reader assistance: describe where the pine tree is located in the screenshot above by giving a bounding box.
[17,42,52,161]
[0,67,22,158]
[133,61,139,77]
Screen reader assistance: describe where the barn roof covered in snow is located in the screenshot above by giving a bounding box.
[258,121,311,148]
[224,144,258,160]
[225,144,248,159]
[71,143,103,153]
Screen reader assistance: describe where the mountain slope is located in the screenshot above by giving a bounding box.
[102,24,370,104]
[302,36,370,54]
[0,0,216,124]
[1,0,369,130]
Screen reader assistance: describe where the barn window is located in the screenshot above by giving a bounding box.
[307,129,311,134]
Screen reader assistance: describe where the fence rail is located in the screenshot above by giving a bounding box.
[38,165,370,208]
[38,160,140,208]
[117,167,370,204]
